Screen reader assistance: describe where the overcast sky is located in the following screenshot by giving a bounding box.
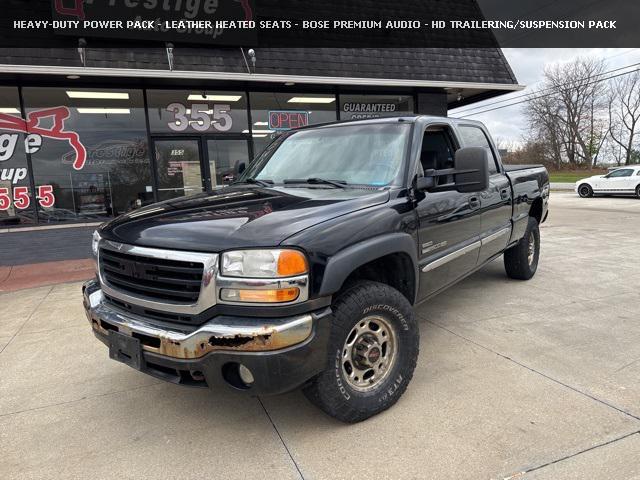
[449,48,640,148]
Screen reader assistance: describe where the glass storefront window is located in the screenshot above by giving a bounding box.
[339,94,414,120]
[249,92,337,156]
[22,87,153,223]
[147,90,248,134]
[206,139,250,187]
[0,86,36,226]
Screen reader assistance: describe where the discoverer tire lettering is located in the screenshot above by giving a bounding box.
[303,281,419,423]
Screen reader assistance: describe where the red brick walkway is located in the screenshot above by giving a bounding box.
[0,259,95,292]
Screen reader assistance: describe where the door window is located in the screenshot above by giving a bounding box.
[154,139,204,201]
[607,169,633,178]
[457,125,500,174]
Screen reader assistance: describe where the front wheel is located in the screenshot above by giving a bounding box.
[504,217,540,280]
[636,185,640,198]
[578,184,593,198]
[303,281,419,423]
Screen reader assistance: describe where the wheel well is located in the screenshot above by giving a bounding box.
[341,253,415,304]
[529,197,543,223]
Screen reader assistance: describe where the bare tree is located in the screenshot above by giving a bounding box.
[608,70,640,165]
[526,57,609,169]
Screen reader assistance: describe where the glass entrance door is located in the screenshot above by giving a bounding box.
[152,137,251,200]
[153,138,206,201]
[206,138,251,187]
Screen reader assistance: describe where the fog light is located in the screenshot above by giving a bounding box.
[220,287,299,303]
[238,364,254,385]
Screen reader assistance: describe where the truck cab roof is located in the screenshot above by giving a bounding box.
[301,115,486,131]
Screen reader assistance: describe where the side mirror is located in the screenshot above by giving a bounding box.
[238,162,246,174]
[416,147,489,193]
[453,147,489,193]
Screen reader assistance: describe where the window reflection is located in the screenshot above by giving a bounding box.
[22,87,153,223]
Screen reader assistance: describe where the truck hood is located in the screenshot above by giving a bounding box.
[100,185,390,252]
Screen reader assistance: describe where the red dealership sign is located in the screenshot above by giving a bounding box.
[0,106,87,170]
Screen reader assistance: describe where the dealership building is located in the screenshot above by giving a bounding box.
[0,47,521,261]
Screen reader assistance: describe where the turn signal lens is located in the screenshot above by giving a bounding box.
[277,250,308,277]
[221,288,300,303]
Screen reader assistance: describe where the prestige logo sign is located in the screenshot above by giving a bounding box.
[0,107,87,172]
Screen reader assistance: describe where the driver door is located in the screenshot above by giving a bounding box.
[603,168,634,192]
[415,126,481,300]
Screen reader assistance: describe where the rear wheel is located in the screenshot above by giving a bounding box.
[636,185,640,198]
[303,281,419,423]
[504,217,540,280]
[578,184,593,198]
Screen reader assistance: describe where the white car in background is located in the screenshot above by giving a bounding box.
[576,166,640,198]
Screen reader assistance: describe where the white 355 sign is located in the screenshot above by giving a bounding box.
[167,103,233,132]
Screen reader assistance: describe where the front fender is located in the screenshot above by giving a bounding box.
[317,233,419,302]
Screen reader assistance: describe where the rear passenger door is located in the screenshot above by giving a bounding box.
[456,125,511,264]
[415,125,481,300]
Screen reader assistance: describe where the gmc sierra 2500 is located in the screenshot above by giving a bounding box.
[83,116,549,422]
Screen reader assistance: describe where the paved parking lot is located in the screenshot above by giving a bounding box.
[1,192,639,479]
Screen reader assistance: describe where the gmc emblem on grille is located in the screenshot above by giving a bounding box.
[121,260,146,279]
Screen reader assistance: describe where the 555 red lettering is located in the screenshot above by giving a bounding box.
[0,184,55,211]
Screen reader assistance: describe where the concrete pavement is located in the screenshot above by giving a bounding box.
[1,191,639,479]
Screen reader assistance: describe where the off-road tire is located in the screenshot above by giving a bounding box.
[578,183,593,198]
[504,216,540,280]
[303,281,419,423]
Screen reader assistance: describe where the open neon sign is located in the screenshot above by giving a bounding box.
[268,110,309,131]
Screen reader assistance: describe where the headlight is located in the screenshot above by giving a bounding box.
[221,249,308,278]
[91,230,101,257]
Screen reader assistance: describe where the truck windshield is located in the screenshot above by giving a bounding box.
[244,123,411,186]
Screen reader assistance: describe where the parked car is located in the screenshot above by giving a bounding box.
[83,116,549,422]
[576,165,640,198]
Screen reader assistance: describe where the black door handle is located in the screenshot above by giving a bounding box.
[500,189,509,200]
[468,196,480,209]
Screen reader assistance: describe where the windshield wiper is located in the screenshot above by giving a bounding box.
[236,178,273,187]
[283,178,348,188]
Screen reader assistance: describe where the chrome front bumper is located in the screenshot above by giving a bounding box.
[83,280,315,360]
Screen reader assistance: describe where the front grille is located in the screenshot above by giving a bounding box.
[99,248,204,303]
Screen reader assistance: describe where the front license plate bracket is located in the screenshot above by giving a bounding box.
[108,330,143,370]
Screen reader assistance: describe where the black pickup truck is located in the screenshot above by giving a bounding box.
[83,116,549,422]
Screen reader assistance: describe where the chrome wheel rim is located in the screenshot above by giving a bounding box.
[527,232,536,266]
[341,315,397,392]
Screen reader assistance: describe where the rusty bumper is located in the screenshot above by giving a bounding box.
[83,280,332,394]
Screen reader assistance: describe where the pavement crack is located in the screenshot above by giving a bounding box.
[0,285,53,356]
[0,381,164,418]
[500,430,640,479]
[423,317,640,422]
[614,357,640,373]
[258,397,305,480]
